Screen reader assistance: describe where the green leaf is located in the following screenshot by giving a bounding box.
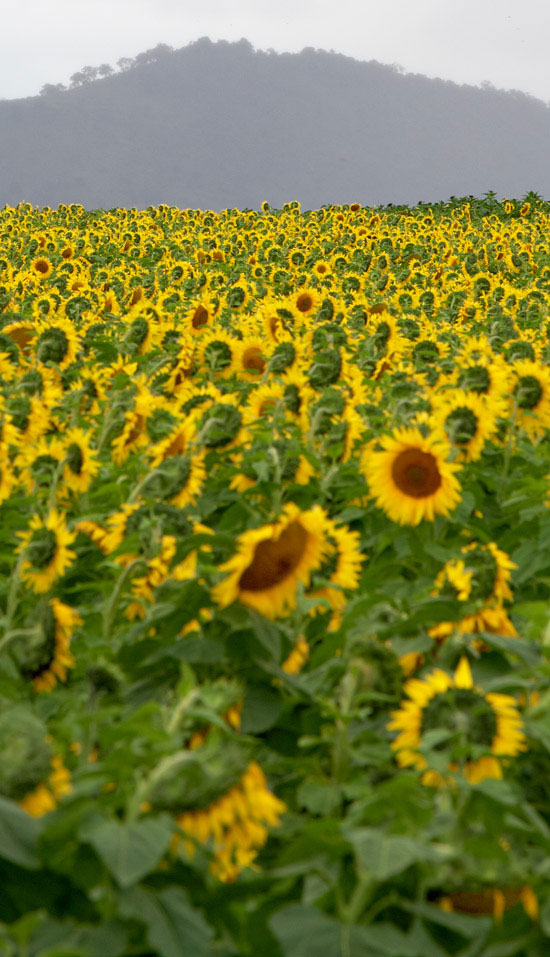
[270,905,442,957]
[79,815,173,888]
[241,684,282,733]
[342,827,446,880]
[119,886,213,957]
[401,900,492,938]
[0,796,42,869]
[474,632,540,665]
[269,905,340,957]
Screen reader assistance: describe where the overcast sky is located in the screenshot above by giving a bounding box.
[2,0,550,102]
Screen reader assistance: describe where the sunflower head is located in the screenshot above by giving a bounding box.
[213,504,330,619]
[363,427,462,526]
[18,510,76,594]
[388,657,527,786]
[0,710,52,802]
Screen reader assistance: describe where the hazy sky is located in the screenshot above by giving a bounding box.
[2,0,550,102]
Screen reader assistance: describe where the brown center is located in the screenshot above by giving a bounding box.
[391,448,442,498]
[34,259,49,274]
[296,293,313,313]
[243,347,266,372]
[192,305,208,329]
[238,521,308,591]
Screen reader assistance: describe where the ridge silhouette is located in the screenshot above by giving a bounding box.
[1,38,548,209]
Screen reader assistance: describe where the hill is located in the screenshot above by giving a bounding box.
[1,38,549,209]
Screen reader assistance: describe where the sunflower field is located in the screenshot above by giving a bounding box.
[3,193,550,955]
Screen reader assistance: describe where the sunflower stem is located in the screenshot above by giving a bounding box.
[47,461,65,509]
[342,868,373,923]
[167,687,201,735]
[0,626,41,654]
[5,552,24,631]
[502,401,517,480]
[127,749,194,821]
[103,557,148,640]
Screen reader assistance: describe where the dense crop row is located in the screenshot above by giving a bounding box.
[1,194,550,955]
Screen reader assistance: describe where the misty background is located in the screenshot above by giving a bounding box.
[1,37,549,210]
[2,1,550,210]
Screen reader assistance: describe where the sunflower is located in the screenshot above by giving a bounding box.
[186,297,216,336]
[61,428,100,494]
[309,517,364,613]
[15,434,66,495]
[461,541,516,605]
[157,451,207,509]
[8,394,51,448]
[174,762,285,883]
[430,389,497,461]
[18,510,76,594]
[20,754,72,818]
[281,635,310,675]
[1,320,35,358]
[292,287,320,317]
[33,316,80,370]
[242,382,285,425]
[388,657,527,786]
[70,367,109,417]
[16,597,81,692]
[111,382,159,466]
[509,359,550,437]
[452,356,510,412]
[196,328,239,378]
[233,336,270,380]
[148,416,197,467]
[259,299,295,344]
[0,452,15,505]
[213,503,330,618]
[439,885,538,923]
[30,257,53,280]
[193,394,247,454]
[362,427,462,525]
[312,260,332,281]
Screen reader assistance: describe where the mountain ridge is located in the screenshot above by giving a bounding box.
[1,38,549,210]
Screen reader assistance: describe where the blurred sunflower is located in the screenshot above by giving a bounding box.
[388,657,527,786]
[197,328,239,378]
[34,316,80,369]
[509,359,550,437]
[15,598,81,692]
[61,428,100,494]
[30,257,53,281]
[18,510,76,594]
[430,389,497,461]
[213,503,330,618]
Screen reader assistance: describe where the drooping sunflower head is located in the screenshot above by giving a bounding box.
[61,428,100,494]
[0,710,52,803]
[12,598,80,692]
[461,541,516,605]
[363,427,462,525]
[18,510,76,594]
